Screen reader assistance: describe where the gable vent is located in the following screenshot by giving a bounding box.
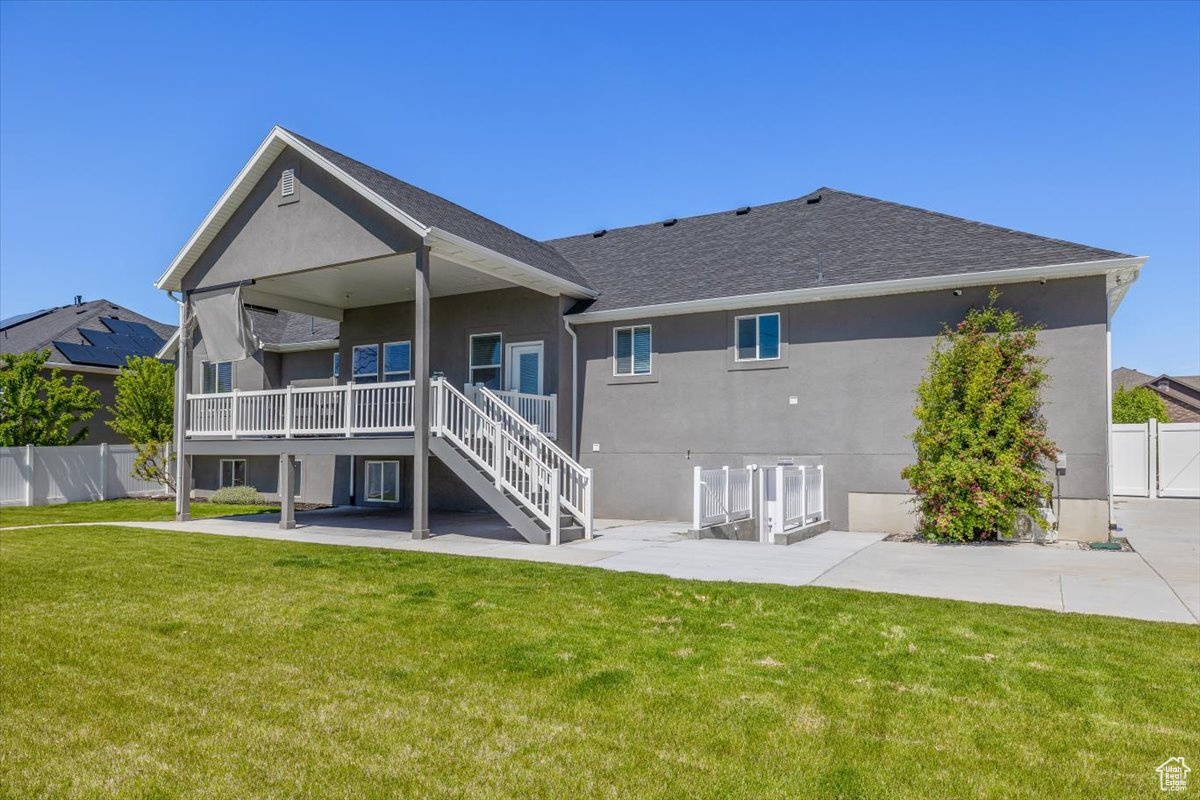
[281,168,296,197]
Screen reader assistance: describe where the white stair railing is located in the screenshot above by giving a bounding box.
[476,385,592,538]
[435,379,582,544]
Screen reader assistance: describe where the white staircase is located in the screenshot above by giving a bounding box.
[432,379,593,545]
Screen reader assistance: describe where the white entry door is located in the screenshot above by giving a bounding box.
[506,342,543,395]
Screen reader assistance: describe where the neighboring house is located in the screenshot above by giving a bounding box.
[1112,367,1200,422]
[0,297,173,445]
[159,126,1145,542]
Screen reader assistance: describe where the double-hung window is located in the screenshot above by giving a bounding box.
[383,341,411,382]
[469,333,502,389]
[352,344,379,384]
[332,352,341,379]
[202,361,233,393]
[613,325,652,376]
[735,313,780,361]
[219,458,247,488]
[365,460,400,503]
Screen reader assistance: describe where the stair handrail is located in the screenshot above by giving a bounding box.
[477,385,592,538]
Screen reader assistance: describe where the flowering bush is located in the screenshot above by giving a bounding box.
[901,291,1058,542]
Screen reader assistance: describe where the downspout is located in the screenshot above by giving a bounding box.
[563,315,579,460]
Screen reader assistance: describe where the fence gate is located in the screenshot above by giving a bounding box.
[1111,423,1151,497]
[1158,422,1200,498]
[1112,420,1200,499]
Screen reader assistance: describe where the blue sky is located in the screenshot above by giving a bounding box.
[1,1,1197,373]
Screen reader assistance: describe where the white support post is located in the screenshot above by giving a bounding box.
[818,465,825,522]
[722,465,731,525]
[1148,418,1160,499]
[343,383,354,437]
[278,454,296,530]
[230,389,240,439]
[174,297,192,521]
[24,444,34,507]
[773,466,784,535]
[162,443,172,496]
[584,467,594,539]
[799,466,808,526]
[549,467,562,546]
[692,466,703,531]
[284,385,294,439]
[98,443,108,501]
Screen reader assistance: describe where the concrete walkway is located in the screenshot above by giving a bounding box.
[86,498,1200,625]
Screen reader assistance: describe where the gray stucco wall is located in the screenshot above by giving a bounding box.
[574,277,1110,530]
[59,370,123,445]
[191,454,350,505]
[183,147,420,292]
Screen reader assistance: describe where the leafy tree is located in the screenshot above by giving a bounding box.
[1112,385,1169,424]
[901,291,1058,542]
[0,349,101,446]
[107,356,176,490]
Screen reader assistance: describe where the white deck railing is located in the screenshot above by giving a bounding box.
[692,465,754,529]
[465,385,556,438]
[186,381,417,438]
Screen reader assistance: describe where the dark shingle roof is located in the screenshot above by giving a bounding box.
[1112,367,1155,392]
[0,299,174,368]
[548,189,1132,314]
[286,130,593,292]
[246,307,339,347]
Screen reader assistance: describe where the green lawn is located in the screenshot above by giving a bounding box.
[2,526,1197,799]
[0,498,277,528]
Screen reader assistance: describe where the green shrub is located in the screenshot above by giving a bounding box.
[901,290,1058,542]
[1112,385,1169,424]
[209,486,266,505]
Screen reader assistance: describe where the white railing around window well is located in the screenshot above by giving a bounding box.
[186,381,417,438]
[769,465,825,537]
[465,385,557,438]
[692,465,754,529]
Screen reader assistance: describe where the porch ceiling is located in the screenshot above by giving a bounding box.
[242,253,519,319]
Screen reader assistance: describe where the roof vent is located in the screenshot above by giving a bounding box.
[662,218,678,227]
[281,168,296,197]
[735,206,750,215]
[74,295,82,306]
[592,229,607,238]
[806,194,822,205]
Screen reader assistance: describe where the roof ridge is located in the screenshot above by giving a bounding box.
[826,188,1129,258]
[543,190,830,243]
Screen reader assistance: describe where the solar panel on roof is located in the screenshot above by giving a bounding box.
[52,341,125,368]
[0,309,53,331]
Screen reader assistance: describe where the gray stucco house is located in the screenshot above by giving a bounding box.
[160,126,1144,543]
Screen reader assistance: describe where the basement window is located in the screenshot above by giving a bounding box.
[365,460,400,503]
[220,458,247,488]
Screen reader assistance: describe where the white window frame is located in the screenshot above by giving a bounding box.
[203,361,233,394]
[352,344,379,383]
[613,324,652,377]
[332,352,340,379]
[734,312,781,362]
[365,460,400,503]
[469,332,503,388]
[505,341,544,395]
[219,458,247,488]
[383,340,412,382]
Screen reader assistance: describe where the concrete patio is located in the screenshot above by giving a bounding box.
[101,497,1200,625]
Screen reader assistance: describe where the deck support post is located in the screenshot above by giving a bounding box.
[279,454,296,530]
[175,296,192,521]
[412,244,432,539]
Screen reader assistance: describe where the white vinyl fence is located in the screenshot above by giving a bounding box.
[1112,420,1200,499]
[0,444,167,507]
[692,466,754,529]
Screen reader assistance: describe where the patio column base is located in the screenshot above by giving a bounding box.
[411,527,431,540]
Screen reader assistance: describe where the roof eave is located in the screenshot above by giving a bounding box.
[426,227,597,300]
[566,256,1147,324]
